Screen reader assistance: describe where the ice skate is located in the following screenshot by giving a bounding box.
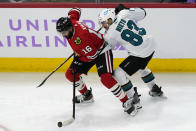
[149,84,167,99]
[125,87,142,109]
[74,88,94,103]
[123,96,140,116]
[132,87,142,109]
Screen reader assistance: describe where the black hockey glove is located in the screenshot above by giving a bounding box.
[70,56,84,74]
[73,56,83,67]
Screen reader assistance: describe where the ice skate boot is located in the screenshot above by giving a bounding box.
[132,87,142,109]
[123,97,139,116]
[74,88,94,103]
[149,84,163,97]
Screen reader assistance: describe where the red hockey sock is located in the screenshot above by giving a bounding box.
[100,73,128,103]
[65,68,87,94]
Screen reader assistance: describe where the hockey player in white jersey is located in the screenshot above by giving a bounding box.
[98,4,164,99]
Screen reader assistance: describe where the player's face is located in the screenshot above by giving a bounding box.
[61,31,69,37]
[101,21,109,30]
[108,18,113,26]
[101,18,113,30]
[60,27,73,39]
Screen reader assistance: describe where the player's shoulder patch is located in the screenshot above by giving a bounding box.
[74,36,82,45]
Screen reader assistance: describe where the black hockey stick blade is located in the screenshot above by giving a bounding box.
[36,71,55,88]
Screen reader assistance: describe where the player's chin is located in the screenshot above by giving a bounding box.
[104,26,109,30]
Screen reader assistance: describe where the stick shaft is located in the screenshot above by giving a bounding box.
[37,53,74,88]
[72,54,76,119]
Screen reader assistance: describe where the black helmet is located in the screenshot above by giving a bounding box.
[56,17,73,32]
[115,4,129,15]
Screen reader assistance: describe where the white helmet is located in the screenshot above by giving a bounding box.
[98,8,115,25]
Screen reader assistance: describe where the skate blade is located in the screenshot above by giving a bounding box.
[159,94,168,99]
[135,103,142,109]
[130,108,139,116]
[75,98,95,104]
[150,91,167,99]
[125,105,141,117]
[151,94,168,100]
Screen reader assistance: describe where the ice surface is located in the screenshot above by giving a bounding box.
[0,72,196,131]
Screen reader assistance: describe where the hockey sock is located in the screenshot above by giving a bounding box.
[75,77,88,94]
[138,68,156,89]
[121,81,133,92]
[65,68,87,94]
[110,84,128,103]
[100,73,128,103]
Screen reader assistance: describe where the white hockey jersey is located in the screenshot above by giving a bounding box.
[104,8,156,58]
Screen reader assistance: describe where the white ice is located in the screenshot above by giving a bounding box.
[0,72,196,131]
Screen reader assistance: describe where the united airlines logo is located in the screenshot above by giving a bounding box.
[0,18,125,51]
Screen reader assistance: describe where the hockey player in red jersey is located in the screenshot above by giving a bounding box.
[56,8,140,115]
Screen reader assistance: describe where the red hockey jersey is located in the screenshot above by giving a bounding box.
[67,8,105,62]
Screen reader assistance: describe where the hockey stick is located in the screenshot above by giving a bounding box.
[57,27,103,127]
[97,27,103,32]
[36,53,74,88]
[57,54,76,127]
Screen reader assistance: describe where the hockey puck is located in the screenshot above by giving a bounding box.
[57,122,63,127]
